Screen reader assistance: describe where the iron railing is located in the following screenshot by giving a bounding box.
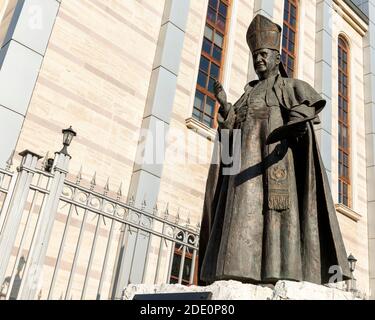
[0,148,200,300]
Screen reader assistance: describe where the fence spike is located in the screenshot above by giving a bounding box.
[38,289,42,300]
[164,203,169,219]
[76,166,83,185]
[5,150,15,171]
[59,292,63,300]
[104,177,110,196]
[128,195,135,206]
[196,221,201,230]
[175,208,180,224]
[153,203,158,215]
[117,182,123,200]
[141,198,147,210]
[90,172,96,190]
[186,212,191,225]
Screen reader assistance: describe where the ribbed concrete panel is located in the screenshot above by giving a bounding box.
[365,0,375,300]
[0,41,43,116]
[112,0,191,299]
[3,0,59,56]
[0,0,60,167]
[315,0,333,182]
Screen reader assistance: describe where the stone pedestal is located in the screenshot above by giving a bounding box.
[123,280,366,300]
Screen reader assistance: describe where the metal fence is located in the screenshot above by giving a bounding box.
[0,139,200,300]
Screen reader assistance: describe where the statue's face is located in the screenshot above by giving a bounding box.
[252,48,280,80]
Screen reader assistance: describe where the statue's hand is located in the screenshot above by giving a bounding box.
[214,80,231,119]
[293,122,307,138]
[213,80,227,105]
[288,110,308,138]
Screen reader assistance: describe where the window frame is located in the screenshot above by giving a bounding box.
[337,35,351,207]
[192,0,231,129]
[281,0,299,78]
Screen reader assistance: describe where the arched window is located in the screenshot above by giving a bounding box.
[192,0,230,128]
[281,0,299,77]
[338,36,350,206]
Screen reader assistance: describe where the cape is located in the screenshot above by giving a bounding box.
[198,75,352,285]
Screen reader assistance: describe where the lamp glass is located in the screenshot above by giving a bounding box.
[348,254,357,272]
[62,127,76,146]
[351,259,357,272]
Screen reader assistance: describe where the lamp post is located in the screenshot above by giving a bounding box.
[19,126,77,299]
[60,126,77,156]
[347,253,357,293]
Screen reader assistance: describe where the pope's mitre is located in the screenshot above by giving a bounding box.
[247,14,282,53]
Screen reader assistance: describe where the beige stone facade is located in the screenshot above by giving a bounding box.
[0,0,374,299]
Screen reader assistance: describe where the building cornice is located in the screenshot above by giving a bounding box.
[343,0,369,24]
[333,0,368,36]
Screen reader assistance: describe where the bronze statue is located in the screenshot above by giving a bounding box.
[198,14,351,285]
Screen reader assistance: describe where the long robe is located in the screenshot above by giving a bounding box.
[198,74,351,285]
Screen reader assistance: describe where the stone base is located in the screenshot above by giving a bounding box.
[123,280,365,300]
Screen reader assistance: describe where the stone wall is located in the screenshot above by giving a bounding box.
[123,280,367,300]
[15,0,165,193]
